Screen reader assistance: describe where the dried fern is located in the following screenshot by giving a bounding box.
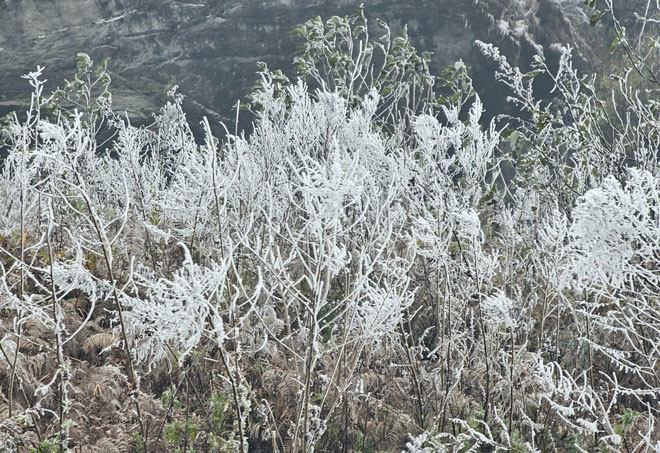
[82,333,117,357]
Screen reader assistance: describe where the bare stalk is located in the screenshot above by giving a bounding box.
[218,345,246,452]
[300,314,317,453]
[46,223,66,452]
[8,130,28,420]
[78,185,147,452]
[399,318,425,429]
[508,330,514,436]
[7,325,21,420]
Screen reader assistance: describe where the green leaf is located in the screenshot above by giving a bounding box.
[590,11,603,27]
[609,36,620,53]
[501,128,515,139]
[508,131,521,148]
[353,25,365,36]
[478,185,497,205]
[524,69,542,80]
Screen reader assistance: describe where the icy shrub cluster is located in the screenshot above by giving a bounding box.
[1,4,660,451]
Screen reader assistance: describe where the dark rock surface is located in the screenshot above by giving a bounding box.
[0,0,600,130]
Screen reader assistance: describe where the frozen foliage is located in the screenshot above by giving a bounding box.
[568,170,660,289]
[405,431,449,452]
[481,290,518,329]
[1,3,660,451]
[121,247,230,367]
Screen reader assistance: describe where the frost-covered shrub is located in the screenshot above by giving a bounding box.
[568,169,660,289]
[2,3,660,451]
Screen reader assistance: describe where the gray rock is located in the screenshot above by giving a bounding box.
[0,0,600,129]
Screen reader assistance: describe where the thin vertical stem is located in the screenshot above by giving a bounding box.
[218,346,246,452]
[78,184,147,452]
[508,330,514,436]
[47,224,65,452]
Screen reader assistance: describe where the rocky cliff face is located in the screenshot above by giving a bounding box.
[0,0,600,128]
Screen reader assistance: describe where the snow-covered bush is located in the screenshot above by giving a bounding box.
[2,3,660,451]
